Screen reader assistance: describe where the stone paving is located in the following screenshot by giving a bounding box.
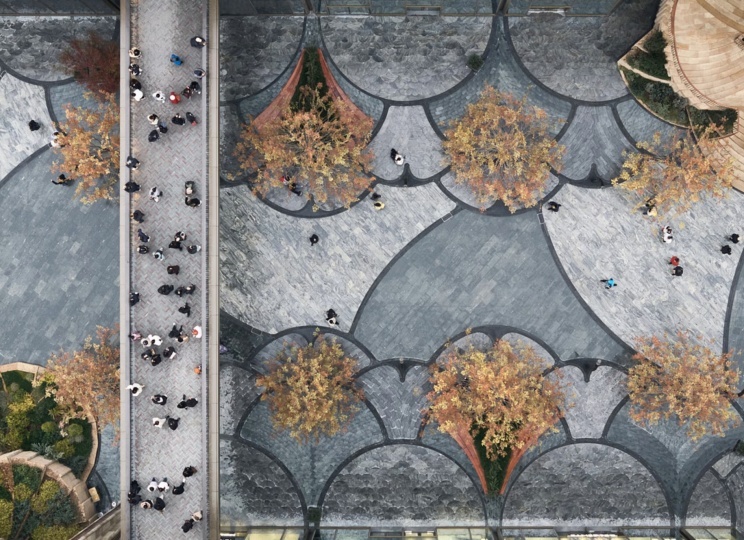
[126,0,208,536]
[321,16,491,101]
[218,5,744,532]
[0,13,120,521]
[0,16,116,81]
[507,0,658,101]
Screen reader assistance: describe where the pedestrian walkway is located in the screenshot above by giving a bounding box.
[121,0,210,537]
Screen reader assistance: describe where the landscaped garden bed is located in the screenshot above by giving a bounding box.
[0,463,81,540]
[0,371,93,478]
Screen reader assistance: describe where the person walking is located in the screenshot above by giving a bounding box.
[601,278,617,289]
[174,231,187,242]
[148,113,159,125]
[154,248,165,260]
[191,511,203,522]
[28,120,41,131]
[167,265,180,275]
[189,81,201,94]
[310,234,319,246]
[166,416,180,430]
[129,47,142,58]
[193,68,206,78]
[169,324,184,339]
[190,36,207,48]
[129,63,142,76]
[183,466,197,478]
[326,309,338,325]
[170,53,183,66]
[546,201,561,212]
[153,91,166,102]
[152,417,166,428]
[154,496,166,512]
[132,89,144,101]
[373,201,385,210]
[672,265,684,276]
[390,148,405,165]
[158,284,174,295]
[177,395,199,408]
[722,245,733,255]
[178,303,191,317]
[126,156,140,169]
[661,226,673,243]
[163,346,177,360]
[181,86,192,99]
[158,479,170,492]
[172,113,186,125]
[140,500,153,509]
[186,112,197,125]
[132,210,145,223]
[185,196,201,207]
[137,245,149,254]
[137,229,150,243]
[182,519,195,532]
[126,383,144,396]
[148,129,160,143]
[169,240,183,250]
[169,91,181,105]
[729,234,740,244]
[172,481,185,495]
[149,187,163,202]
[124,181,140,193]
[669,255,680,266]
[192,326,202,339]
[147,478,158,492]
[152,394,167,405]
[187,245,201,254]
[130,292,140,306]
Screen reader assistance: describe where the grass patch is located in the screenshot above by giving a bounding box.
[291,47,328,112]
[473,427,512,495]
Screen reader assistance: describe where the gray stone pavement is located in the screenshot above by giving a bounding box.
[0,71,52,180]
[616,98,687,147]
[726,253,744,387]
[220,16,304,102]
[544,183,744,355]
[0,16,116,81]
[352,209,629,363]
[507,0,658,101]
[322,445,485,527]
[369,106,445,180]
[502,443,670,527]
[556,105,636,181]
[321,16,490,101]
[0,148,119,364]
[220,182,455,334]
[685,470,731,526]
[127,0,208,536]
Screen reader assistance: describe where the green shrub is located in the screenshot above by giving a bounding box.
[39,490,76,526]
[14,482,34,501]
[291,47,327,112]
[32,524,80,540]
[0,483,12,501]
[59,455,87,478]
[473,426,512,495]
[645,29,667,54]
[622,68,689,125]
[66,424,83,438]
[627,49,670,80]
[4,394,34,449]
[41,422,58,434]
[32,481,60,514]
[53,439,75,460]
[13,465,42,492]
[1,371,33,394]
[0,499,13,538]
[467,53,484,72]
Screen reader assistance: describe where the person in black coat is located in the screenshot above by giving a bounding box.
[154,496,166,512]
[132,210,145,223]
[152,394,167,405]
[148,130,159,142]
[182,519,194,532]
[182,466,197,478]
[166,416,180,430]
[130,292,140,306]
[158,285,174,295]
[169,324,183,338]
[173,482,185,495]
[124,181,141,193]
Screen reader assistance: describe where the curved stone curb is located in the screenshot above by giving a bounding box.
[0,450,97,523]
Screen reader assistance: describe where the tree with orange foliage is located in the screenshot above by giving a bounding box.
[54,92,119,204]
[257,337,364,442]
[442,86,564,212]
[59,32,119,98]
[38,326,120,431]
[613,126,734,215]
[234,84,374,208]
[627,331,741,440]
[427,340,565,461]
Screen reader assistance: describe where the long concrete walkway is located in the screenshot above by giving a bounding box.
[119,0,213,537]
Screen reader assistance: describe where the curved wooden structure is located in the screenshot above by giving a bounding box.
[657,0,744,188]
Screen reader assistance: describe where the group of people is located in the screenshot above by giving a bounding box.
[125,36,208,532]
[127,468,202,530]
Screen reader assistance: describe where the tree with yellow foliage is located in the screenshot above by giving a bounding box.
[257,337,364,442]
[627,332,741,440]
[427,340,565,460]
[53,92,119,204]
[39,326,120,431]
[234,84,374,208]
[613,126,733,215]
[442,86,564,212]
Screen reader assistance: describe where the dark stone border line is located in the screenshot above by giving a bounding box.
[501,15,631,108]
[722,241,744,361]
[538,206,636,359]
[219,15,307,106]
[0,55,74,88]
[601,395,630,439]
[554,103,577,141]
[0,144,50,193]
[349,205,464,334]
[497,439,675,528]
[313,439,490,528]
[220,434,310,533]
[233,393,263,439]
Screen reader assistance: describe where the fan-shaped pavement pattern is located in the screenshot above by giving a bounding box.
[685,470,731,526]
[322,445,485,527]
[502,443,670,527]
